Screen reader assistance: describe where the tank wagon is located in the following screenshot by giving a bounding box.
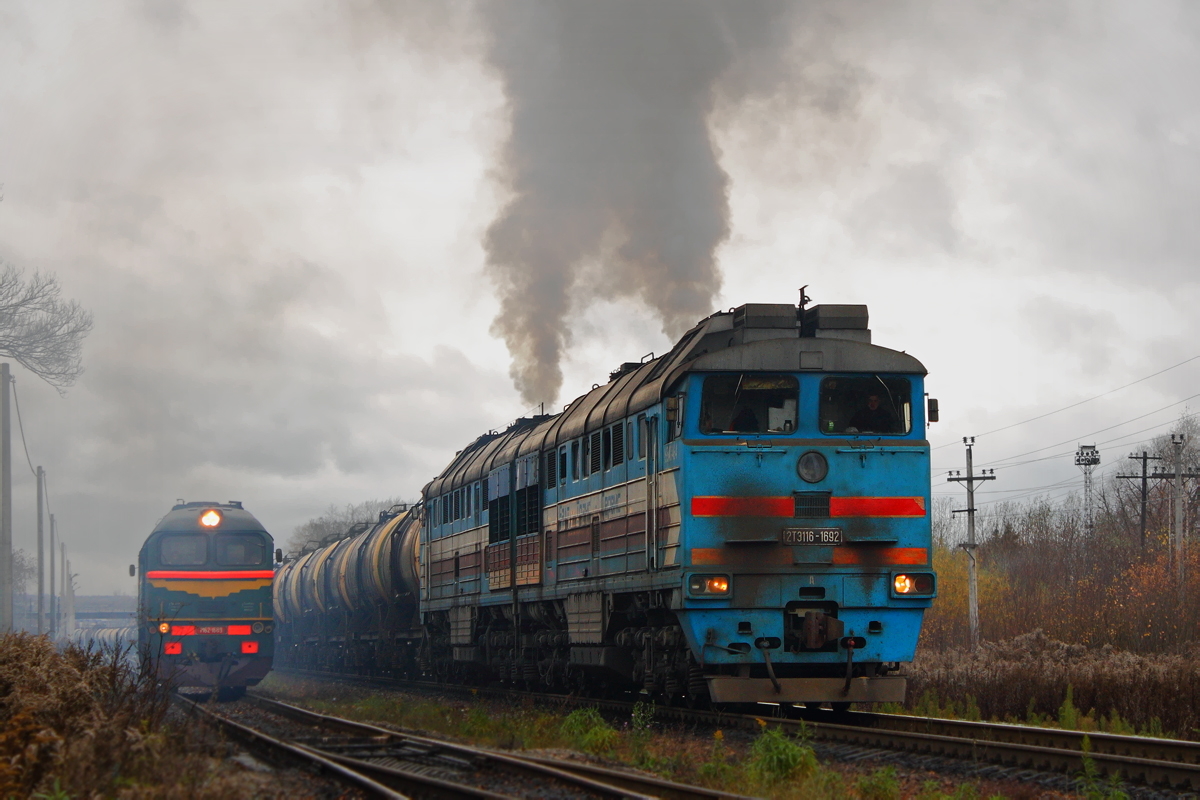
[80,626,137,648]
[275,299,938,708]
[135,501,276,696]
[274,505,422,674]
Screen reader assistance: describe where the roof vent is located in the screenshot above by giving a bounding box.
[803,304,870,343]
[732,304,799,330]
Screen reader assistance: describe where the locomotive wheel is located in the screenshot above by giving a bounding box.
[216,686,246,702]
[830,701,851,713]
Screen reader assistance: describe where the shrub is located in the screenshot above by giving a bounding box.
[0,632,265,798]
[559,707,618,755]
[747,724,817,784]
[856,766,901,800]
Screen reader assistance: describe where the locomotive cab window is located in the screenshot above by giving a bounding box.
[700,374,798,435]
[160,534,207,566]
[820,376,912,435]
[215,533,267,566]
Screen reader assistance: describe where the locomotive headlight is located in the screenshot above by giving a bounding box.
[688,574,731,596]
[797,451,829,483]
[892,573,935,596]
[158,622,170,634]
[252,622,265,634]
[706,576,729,593]
[199,509,222,527]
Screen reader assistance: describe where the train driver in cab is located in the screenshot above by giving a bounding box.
[847,393,898,434]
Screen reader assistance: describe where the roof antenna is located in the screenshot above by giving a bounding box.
[798,285,812,336]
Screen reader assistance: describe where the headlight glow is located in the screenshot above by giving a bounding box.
[158,622,170,634]
[199,509,222,527]
[893,573,935,595]
[688,574,731,595]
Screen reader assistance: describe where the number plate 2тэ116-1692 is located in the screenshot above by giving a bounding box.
[781,527,843,545]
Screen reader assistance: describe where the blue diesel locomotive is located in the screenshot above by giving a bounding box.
[275,300,936,708]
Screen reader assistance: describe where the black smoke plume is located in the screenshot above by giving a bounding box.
[481,1,787,404]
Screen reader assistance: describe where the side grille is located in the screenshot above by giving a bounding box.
[793,492,832,518]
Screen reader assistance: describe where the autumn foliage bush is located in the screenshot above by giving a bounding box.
[922,533,1200,653]
[0,632,268,798]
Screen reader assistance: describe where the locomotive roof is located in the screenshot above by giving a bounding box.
[424,303,927,497]
[149,501,268,534]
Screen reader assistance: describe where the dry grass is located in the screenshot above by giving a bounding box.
[905,630,1200,738]
[0,632,283,798]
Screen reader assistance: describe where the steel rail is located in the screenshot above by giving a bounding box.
[780,714,1200,790]
[175,695,407,799]
[247,693,744,800]
[275,667,1200,790]
[806,707,1200,764]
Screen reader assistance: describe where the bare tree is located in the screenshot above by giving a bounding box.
[0,264,93,393]
[11,548,35,596]
[285,497,408,554]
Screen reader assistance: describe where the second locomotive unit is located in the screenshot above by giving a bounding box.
[275,300,937,707]
[135,501,276,696]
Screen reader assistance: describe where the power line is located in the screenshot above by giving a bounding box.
[979,396,1200,468]
[9,379,37,479]
[932,353,1200,451]
[931,406,1199,472]
[987,411,1200,472]
[10,378,53,520]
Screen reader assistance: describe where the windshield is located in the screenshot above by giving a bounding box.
[215,533,267,566]
[700,374,798,435]
[160,534,207,566]
[820,376,911,435]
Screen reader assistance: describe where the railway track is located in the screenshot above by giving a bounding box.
[181,691,749,799]
[275,667,1200,793]
[783,707,1200,792]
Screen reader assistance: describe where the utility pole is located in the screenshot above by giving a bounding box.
[36,466,43,634]
[947,437,996,650]
[60,543,65,640]
[1076,445,1100,535]
[61,545,74,638]
[0,363,10,631]
[1118,451,1161,550]
[49,514,55,639]
[1173,434,1186,603]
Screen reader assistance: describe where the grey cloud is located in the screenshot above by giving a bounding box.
[850,163,961,254]
[0,1,502,591]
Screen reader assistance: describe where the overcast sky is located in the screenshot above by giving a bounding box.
[1,1,1198,593]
